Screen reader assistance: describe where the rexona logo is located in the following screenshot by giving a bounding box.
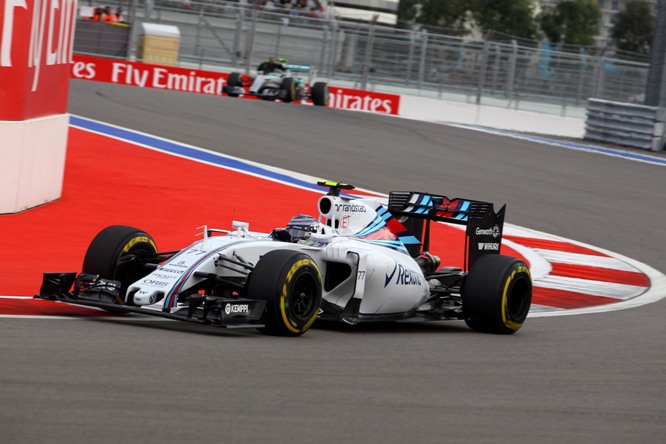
[328,87,400,115]
[385,262,423,287]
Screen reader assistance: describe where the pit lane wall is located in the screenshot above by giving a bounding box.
[69,55,583,138]
[0,0,76,214]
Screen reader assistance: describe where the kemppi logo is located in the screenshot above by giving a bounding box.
[1,0,77,91]
[328,88,397,114]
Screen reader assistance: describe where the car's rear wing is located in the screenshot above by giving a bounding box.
[388,191,506,270]
[287,64,311,73]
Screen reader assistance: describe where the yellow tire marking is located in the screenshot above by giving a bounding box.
[501,269,522,331]
[280,259,321,334]
[122,235,157,253]
[280,283,300,334]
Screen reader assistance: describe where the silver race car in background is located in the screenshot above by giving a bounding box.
[38,181,532,336]
[223,62,329,106]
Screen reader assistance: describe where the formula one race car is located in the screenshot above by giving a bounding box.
[38,181,532,336]
[223,64,329,106]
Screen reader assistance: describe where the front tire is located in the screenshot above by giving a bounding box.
[311,82,329,106]
[226,72,242,97]
[462,255,532,334]
[281,77,296,103]
[247,250,322,336]
[82,225,158,303]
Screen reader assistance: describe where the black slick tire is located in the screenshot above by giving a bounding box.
[82,225,158,302]
[247,250,322,336]
[311,82,329,106]
[462,255,532,334]
[281,77,295,103]
[226,72,242,97]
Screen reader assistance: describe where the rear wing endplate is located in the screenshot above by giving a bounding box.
[388,191,506,270]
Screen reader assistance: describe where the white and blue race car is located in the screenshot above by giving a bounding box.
[38,181,532,336]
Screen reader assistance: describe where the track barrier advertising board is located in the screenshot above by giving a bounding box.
[1,0,76,214]
[70,55,401,115]
[0,0,77,120]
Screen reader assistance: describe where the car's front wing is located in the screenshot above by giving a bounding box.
[35,272,266,328]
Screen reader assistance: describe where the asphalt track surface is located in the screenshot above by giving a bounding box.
[2,81,665,443]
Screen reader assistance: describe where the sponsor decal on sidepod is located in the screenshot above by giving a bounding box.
[384,262,423,287]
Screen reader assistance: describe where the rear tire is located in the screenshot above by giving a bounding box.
[247,250,322,336]
[462,255,532,334]
[82,225,158,303]
[311,82,329,106]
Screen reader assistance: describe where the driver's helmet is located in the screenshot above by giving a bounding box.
[276,57,287,63]
[286,214,319,241]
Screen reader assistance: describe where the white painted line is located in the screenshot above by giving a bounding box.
[447,123,666,167]
[502,236,552,281]
[523,229,666,317]
[530,304,565,313]
[534,249,641,272]
[534,277,645,299]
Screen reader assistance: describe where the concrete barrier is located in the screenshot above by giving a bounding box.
[0,115,69,212]
[0,0,76,214]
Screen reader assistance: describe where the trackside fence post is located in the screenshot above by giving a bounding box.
[417,29,427,91]
[505,40,517,99]
[361,14,378,91]
[476,32,492,105]
[406,31,416,86]
[232,10,243,67]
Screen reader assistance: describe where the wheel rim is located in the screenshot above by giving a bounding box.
[113,244,156,290]
[289,272,318,322]
[507,276,531,322]
[115,250,146,282]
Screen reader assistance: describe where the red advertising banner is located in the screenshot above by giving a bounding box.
[72,54,229,95]
[0,0,77,120]
[71,55,401,115]
[328,86,400,115]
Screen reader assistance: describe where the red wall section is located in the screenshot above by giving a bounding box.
[0,0,76,120]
